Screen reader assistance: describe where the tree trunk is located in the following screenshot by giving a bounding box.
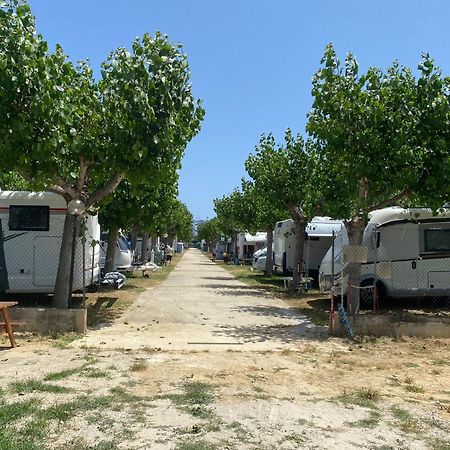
[140,233,149,263]
[345,218,366,314]
[265,228,273,276]
[131,224,139,255]
[53,212,79,308]
[105,227,119,274]
[344,177,369,314]
[289,205,308,292]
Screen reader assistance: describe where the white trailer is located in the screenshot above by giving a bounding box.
[100,231,132,272]
[237,232,267,262]
[273,217,344,280]
[318,207,450,305]
[0,191,100,293]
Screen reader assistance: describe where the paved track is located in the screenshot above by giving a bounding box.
[76,249,326,350]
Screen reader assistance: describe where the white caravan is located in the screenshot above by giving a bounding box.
[318,207,450,303]
[100,231,132,272]
[0,191,100,293]
[237,232,267,262]
[273,217,344,279]
[252,247,267,271]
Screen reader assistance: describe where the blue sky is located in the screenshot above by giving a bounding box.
[28,0,450,219]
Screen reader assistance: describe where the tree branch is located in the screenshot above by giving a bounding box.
[369,187,412,211]
[56,176,77,199]
[86,172,126,207]
[76,155,91,193]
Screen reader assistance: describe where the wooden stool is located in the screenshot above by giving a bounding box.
[0,301,18,348]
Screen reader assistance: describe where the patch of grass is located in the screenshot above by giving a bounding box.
[130,359,148,372]
[430,438,450,450]
[337,387,381,409]
[0,427,41,450]
[0,399,39,427]
[355,387,381,402]
[404,384,425,394]
[348,410,381,429]
[82,367,110,379]
[164,381,216,419]
[175,440,218,450]
[44,367,81,381]
[281,432,306,445]
[10,379,70,394]
[432,359,450,366]
[50,332,81,349]
[59,438,119,450]
[390,406,421,434]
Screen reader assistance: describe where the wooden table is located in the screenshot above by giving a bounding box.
[0,301,18,348]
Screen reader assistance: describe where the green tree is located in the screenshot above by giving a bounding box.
[197,218,221,254]
[245,132,321,288]
[214,190,249,257]
[0,1,204,306]
[307,44,450,310]
[240,181,287,275]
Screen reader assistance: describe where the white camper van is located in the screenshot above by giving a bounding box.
[273,217,344,279]
[318,207,450,305]
[237,232,267,262]
[100,231,132,272]
[0,191,100,293]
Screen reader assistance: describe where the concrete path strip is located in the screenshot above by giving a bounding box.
[75,249,327,351]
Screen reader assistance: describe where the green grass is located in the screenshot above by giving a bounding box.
[10,379,70,394]
[130,359,148,372]
[175,441,218,450]
[164,381,216,419]
[50,332,82,349]
[404,384,425,394]
[391,406,421,434]
[430,438,450,450]
[337,387,381,409]
[348,410,381,429]
[44,368,81,381]
[83,368,110,378]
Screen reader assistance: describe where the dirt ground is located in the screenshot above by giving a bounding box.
[0,250,449,450]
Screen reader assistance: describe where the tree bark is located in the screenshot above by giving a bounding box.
[140,233,149,263]
[345,177,369,314]
[265,228,273,276]
[104,227,119,274]
[289,205,307,292]
[131,224,139,255]
[53,212,79,308]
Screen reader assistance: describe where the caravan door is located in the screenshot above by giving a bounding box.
[378,223,418,294]
[417,223,450,291]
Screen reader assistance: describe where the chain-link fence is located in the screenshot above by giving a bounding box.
[323,219,450,319]
[71,217,101,304]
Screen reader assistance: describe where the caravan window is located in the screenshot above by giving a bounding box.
[9,205,49,231]
[424,228,450,253]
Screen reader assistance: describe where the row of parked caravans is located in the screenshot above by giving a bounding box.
[0,191,172,294]
[251,207,450,300]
